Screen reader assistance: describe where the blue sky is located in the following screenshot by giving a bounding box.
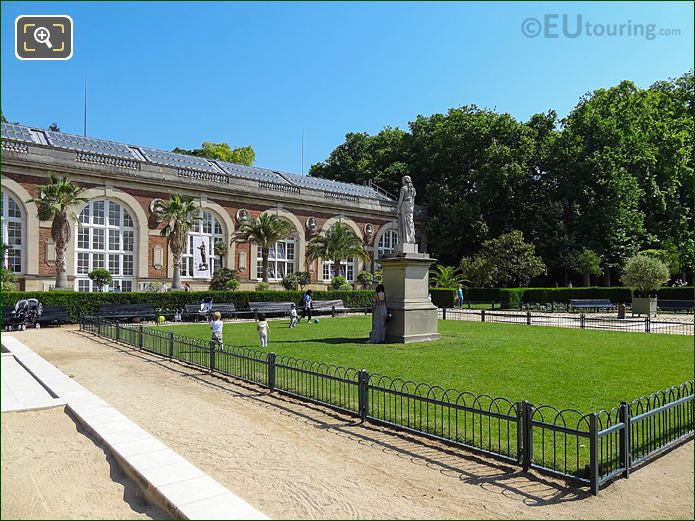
[2,1,693,174]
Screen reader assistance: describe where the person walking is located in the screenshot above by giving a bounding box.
[160,282,168,293]
[301,289,313,323]
[456,284,464,308]
[257,313,271,347]
[366,284,388,343]
[210,312,224,350]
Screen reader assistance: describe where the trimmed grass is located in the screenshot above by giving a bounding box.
[158,316,693,413]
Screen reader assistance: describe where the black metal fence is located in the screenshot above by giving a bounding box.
[79,315,693,495]
[438,308,694,336]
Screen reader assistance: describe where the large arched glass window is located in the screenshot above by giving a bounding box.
[181,211,224,278]
[256,239,296,281]
[1,191,24,274]
[75,200,136,292]
[323,258,354,282]
[377,229,399,258]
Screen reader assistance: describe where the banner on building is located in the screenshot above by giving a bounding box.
[192,235,211,279]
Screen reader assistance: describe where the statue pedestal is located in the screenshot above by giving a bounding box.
[380,250,440,343]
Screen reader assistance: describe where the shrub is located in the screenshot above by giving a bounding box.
[226,278,240,291]
[657,287,694,300]
[465,287,501,302]
[621,255,670,298]
[356,271,375,289]
[330,275,348,290]
[429,266,465,288]
[338,283,353,291]
[280,273,299,291]
[88,268,112,292]
[1,268,17,292]
[295,271,311,289]
[430,288,456,308]
[209,269,239,291]
[500,288,525,309]
[255,282,270,291]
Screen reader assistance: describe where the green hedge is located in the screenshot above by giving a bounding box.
[0,290,375,323]
[497,287,693,308]
[464,287,501,301]
[657,287,694,300]
[430,288,456,308]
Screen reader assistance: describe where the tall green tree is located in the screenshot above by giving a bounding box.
[474,230,546,287]
[305,223,369,279]
[173,141,256,166]
[153,195,200,289]
[28,174,87,289]
[571,249,602,286]
[234,214,295,282]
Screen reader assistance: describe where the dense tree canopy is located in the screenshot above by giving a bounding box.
[309,71,693,285]
[173,141,256,166]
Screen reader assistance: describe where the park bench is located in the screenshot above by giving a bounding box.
[657,300,694,313]
[98,303,156,321]
[1,306,13,325]
[38,306,70,326]
[312,299,349,316]
[461,300,498,310]
[568,299,615,312]
[248,301,294,318]
[182,303,237,321]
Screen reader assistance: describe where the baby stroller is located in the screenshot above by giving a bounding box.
[5,298,43,331]
[199,297,214,322]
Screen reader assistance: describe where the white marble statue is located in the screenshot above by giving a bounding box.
[397,175,416,244]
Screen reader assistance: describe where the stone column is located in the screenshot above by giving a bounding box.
[380,243,440,343]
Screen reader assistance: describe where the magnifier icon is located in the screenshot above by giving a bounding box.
[33,26,53,49]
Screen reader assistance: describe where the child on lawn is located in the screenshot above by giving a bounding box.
[210,312,224,349]
[289,304,298,328]
[257,313,271,347]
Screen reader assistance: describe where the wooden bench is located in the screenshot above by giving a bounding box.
[568,299,615,312]
[182,303,237,321]
[312,299,348,316]
[657,300,694,313]
[248,301,294,317]
[98,304,156,321]
[38,306,70,326]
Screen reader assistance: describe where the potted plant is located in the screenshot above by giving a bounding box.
[620,254,670,316]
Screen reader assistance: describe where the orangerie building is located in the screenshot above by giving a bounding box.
[1,123,427,292]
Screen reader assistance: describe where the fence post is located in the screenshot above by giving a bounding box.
[481,309,486,322]
[209,341,216,373]
[332,305,336,318]
[442,307,447,320]
[138,325,144,350]
[267,353,276,391]
[115,321,120,342]
[580,313,586,329]
[522,401,533,470]
[516,401,524,465]
[168,332,174,360]
[526,310,532,326]
[358,369,369,422]
[589,413,599,495]
[645,316,651,333]
[96,316,102,337]
[619,401,631,479]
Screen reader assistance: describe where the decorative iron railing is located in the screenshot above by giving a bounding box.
[79,314,693,495]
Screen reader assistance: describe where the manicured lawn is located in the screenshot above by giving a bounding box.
[158,316,693,413]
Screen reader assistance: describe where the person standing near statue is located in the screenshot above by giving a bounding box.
[366,284,388,343]
[397,175,416,244]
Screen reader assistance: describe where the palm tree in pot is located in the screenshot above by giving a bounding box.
[28,173,87,289]
[153,195,200,290]
[234,214,294,283]
[306,223,369,284]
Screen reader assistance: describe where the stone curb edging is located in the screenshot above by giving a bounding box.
[1,335,269,521]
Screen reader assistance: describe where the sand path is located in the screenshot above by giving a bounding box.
[14,326,694,519]
[1,407,167,520]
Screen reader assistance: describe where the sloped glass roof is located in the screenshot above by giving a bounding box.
[1,122,392,201]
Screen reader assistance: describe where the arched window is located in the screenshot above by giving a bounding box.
[256,238,296,281]
[182,211,225,278]
[75,200,136,292]
[1,191,24,274]
[377,229,399,258]
[323,259,354,282]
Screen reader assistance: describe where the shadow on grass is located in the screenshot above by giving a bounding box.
[73,329,596,508]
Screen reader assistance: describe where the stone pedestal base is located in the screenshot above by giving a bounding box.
[380,251,440,343]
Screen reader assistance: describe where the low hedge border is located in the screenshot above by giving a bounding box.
[0,290,375,323]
